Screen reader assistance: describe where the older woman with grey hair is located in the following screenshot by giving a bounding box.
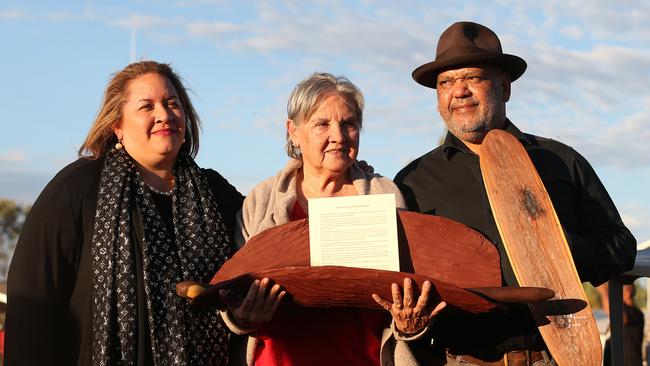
[220,72,445,366]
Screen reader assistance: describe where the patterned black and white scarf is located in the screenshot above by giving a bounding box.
[91,148,232,365]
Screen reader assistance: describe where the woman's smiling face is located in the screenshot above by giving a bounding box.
[289,94,360,174]
[113,72,186,170]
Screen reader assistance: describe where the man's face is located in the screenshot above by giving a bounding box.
[436,66,510,144]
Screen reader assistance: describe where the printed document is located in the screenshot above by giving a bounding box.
[308,193,399,271]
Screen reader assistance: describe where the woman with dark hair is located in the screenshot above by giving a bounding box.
[6,61,243,365]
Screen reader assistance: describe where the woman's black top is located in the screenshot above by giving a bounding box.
[5,157,244,365]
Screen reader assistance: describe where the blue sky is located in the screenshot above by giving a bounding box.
[1,0,649,244]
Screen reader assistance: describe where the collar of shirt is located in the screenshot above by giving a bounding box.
[441,119,538,161]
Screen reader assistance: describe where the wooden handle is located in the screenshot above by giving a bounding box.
[176,281,207,299]
[467,286,555,303]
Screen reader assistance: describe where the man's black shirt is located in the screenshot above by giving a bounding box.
[394,120,636,354]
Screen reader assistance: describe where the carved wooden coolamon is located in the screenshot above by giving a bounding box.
[185,210,552,313]
[480,129,601,366]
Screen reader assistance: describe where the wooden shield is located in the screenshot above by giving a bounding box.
[480,129,601,366]
[181,211,551,312]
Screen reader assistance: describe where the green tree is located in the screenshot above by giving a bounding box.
[0,198,30,281]
[585,279,646,310]
[584,282,602,308]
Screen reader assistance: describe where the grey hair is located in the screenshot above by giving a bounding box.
[285,72,364,159]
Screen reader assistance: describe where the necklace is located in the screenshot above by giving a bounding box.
[144,181,174,196]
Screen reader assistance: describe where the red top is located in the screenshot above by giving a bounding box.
[252,202,386,366]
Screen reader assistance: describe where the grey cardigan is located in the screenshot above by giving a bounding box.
[237,158,407,244]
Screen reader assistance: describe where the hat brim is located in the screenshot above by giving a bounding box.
[412,53,527,89]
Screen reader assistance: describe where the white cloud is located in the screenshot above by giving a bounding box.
[549,0,650,43]
[45,11,74,21]
[592,101,650,167]
[16,1,646,172]
[0,9,26,20]
[622,213,642,231]
[174,0,228,8]
[173,1,650,172]
[559,26,584,40]
[0,149,27,163]
[186,21,240,38]
[211,1,649,171]
[109,13,171,29]
[619,201,650,245]
[499,18,650,168]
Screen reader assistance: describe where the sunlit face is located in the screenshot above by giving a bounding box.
[436,66,510,143]
[113,72,186,170]
[288,94,360,174]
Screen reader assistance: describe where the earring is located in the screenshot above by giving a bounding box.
[115,139,123,150]
[291,142,301,158]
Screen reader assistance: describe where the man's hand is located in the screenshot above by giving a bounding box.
[372,278,446,336]
[357,159,375,174]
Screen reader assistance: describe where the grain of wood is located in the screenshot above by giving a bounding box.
[480,129,601,366]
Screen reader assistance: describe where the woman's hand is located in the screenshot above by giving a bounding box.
[372,278,446,336]
[220,277,286,330]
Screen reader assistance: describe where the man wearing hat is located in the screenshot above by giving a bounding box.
[394,21,636,365]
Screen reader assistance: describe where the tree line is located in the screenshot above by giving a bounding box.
[0,199,30,282]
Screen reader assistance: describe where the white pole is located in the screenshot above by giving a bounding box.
[130,27,137,63]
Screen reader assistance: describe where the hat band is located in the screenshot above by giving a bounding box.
[436,45,503,62]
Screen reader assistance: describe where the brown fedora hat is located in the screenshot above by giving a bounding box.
[412,21,527,89]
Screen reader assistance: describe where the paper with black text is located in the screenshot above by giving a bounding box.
[308,193,399,271]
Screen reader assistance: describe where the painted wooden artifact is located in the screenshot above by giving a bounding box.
[479,129,601,366]
[178,211,553,312]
